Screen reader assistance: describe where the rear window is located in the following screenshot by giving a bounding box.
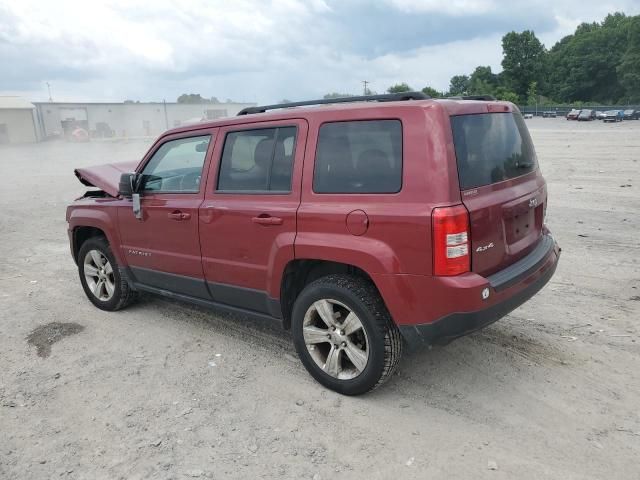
[451,112,537,190]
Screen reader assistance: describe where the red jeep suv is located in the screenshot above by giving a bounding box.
[67,92,560,395]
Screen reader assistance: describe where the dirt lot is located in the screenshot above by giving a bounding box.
[1,118,639,479]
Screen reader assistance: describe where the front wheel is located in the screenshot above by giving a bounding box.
[77,236,137,311]
[291,274,402,395]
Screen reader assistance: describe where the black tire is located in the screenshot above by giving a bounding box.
[291,274,402,395]
[77,236,137,311]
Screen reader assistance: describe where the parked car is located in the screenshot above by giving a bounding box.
[542,111,557,118]
[623,109,639,120]
[68,93,560,395]
[577,109,596,121]
[603,110,624,122]
[523,113,534,119]
[566,109,581,120]
[596,111,606,120]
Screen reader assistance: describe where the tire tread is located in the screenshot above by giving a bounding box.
[298,274,402,393]
[78,236,137,311]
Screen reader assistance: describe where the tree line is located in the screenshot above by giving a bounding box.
[328,12,640,105]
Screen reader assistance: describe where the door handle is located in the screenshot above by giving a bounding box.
[168,211,191,221]
[251,215,283,226]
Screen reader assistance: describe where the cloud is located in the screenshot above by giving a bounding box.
[0,0,639,103]
[385,0,497,15]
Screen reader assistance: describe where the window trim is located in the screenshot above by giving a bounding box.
[138,133,212,195]
[311,118,404,195]
[215,125,298,195]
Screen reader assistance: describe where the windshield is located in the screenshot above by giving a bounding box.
[451,112,538,190]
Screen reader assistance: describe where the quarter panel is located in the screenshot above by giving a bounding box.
[297,105,460,276]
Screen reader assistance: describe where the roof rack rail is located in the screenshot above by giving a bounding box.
[447,95,497,101]
[237,92,429,115]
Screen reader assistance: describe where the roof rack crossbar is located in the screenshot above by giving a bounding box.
[237,92,429,115]
[446,95,497,101]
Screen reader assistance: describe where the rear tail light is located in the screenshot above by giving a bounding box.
[432,205,470,276]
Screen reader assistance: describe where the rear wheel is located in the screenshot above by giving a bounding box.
[78,236,137,311]
[291,274,402,395]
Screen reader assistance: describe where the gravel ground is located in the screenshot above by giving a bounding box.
[1,118,639,479]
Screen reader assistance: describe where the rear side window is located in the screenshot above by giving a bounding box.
[217,127,297,192]
[313,120,402,193]
[451,112,537,190]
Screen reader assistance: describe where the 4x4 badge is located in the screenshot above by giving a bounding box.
[476,243,494,252]
[529,198,538,208]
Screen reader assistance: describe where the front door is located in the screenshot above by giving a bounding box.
[117,130,216,298]
[199,120,307,314]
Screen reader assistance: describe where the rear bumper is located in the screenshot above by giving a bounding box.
[373,234,560,351]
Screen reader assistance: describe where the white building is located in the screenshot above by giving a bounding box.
[0,97,43,144]
[34,101,256,139]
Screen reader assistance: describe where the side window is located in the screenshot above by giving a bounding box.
[217,127,297,192]
[140,135,210,193]
[313,120,402,194]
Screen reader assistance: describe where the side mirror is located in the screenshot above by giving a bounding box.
[195,141,209,153]
[119,172,142,220]
[118,172,137,198]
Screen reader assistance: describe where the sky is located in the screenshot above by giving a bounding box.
[1,0,639,104]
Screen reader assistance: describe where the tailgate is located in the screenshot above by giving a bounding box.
[451,111,546,276]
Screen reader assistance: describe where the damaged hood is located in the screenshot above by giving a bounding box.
[74,161,138,197]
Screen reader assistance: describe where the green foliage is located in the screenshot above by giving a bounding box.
[421,86,444,98]
[544,12,634,102]
[387,83,412,93]
[468,66,499,96]
[493,87,519,103]
[448,75,469,96]
[323,92,354,99]
[318,12,639,106]
[441,12,639,104]
[527,81,538,105]
[618,16,640,102]
[501,30,546,102]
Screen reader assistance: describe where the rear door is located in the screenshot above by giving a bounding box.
[451,111,546,276]
[199,119,307,314]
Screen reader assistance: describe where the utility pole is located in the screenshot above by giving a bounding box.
[362,80,369,96]
[46,82,52,102]
[163,99,169,130]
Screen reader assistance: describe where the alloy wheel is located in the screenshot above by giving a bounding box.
[83,249,115,302]
[302,299,370,380]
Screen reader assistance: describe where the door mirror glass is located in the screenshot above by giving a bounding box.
[118,172,137,198]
